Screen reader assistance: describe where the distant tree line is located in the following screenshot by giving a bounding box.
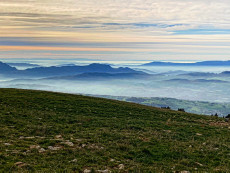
[160,106,230,122]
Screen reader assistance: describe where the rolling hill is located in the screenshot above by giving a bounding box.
[0,89,230,172]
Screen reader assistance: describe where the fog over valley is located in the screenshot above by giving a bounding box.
[1,59,230,116]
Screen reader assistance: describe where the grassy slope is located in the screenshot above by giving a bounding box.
[96,95,230,116]
[0,89,229,172]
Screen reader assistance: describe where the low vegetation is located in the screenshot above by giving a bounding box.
[100,95,230,116]
[0,89,230,172]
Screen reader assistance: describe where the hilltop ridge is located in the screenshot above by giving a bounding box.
[0,89,229,172]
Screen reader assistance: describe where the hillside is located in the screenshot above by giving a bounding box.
[0,89,230,172]
[95,95,230,116]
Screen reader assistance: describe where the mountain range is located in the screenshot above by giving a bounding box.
[0,62,143,78]
[142,60,230,66]
[45,72,151,81]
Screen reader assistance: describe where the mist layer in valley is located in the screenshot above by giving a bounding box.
[1,59,230,116]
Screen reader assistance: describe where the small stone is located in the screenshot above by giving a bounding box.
[196,133,202,136]
[97,169,111,173]
[39,148,46,153]
[4,143,11,146]
[63,141,74,147]
[30,145,40,149]
[48,146,61,151]
[195,162,203,167]
[118,164,124,170]
[82,144,87,148]
[110,159,115,162]
[189,145,192,148]
[70,159,78,163]
[15,162,24,166]
[83,169,91,173]
[55,135,63,139]
[180,171,190,173]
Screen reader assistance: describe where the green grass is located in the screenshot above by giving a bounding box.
[98,95,230,117]
[0,88,230,172]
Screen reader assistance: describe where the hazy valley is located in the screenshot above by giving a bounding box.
[1,59,230,116]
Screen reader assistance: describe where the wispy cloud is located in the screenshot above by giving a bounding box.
[0,0,230,60]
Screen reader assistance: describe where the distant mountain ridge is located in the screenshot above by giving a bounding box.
[180,71,230,77]
[142,60,230,66]
[0,61,17,73]
[6,63,41,67]
[0,62,143,77]
[22,63,143,77]
[44,72,151,81]
[165,78,228,83]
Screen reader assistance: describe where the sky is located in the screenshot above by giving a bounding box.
[1,0,230,61]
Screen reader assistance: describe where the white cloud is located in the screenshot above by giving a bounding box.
[1,0,230,31]
[1,0,230,60]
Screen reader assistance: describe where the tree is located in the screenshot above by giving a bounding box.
[178,108,185,112]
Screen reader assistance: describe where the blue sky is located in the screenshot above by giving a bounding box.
[0,0,230,61]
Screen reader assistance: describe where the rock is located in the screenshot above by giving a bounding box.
[15,162,23,166]
[196,133,202,136]
[69,159,78,163]
[97,169,111,173]
[63,141,74,147]
[39,148,46,153]
[195,162,203,167]
[81,144,87,148]
[30,145,41,149]
[15,162,27,167]
[4,143,11,146]
[180,171,190,173]
[118,164,124,170]
[83,169,91,173]
[48,146,61,151]
[110,159,115,162]
[55,135,63,139]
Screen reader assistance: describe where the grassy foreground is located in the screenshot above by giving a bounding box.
[0,89,229,172]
